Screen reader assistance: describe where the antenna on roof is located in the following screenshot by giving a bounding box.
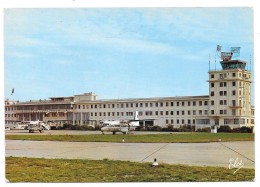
[216,45,222,71]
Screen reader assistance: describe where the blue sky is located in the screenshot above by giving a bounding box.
[4,8,254,102]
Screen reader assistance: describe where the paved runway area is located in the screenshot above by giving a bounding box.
[5,140,255,169]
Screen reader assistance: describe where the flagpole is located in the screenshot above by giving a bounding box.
[215,45,221,71]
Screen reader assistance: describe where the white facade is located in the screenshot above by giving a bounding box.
[72,95,210,129]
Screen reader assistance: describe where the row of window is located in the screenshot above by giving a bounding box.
[165,119,196,125]
[210,109,236,115]
[196,119,210,124]
[210,72,250,79]
[210,90,236,96]
[5,104,71,111]
[210,100,238,106]
[5,114,17,118]
[224,118,253,125]
[87,109,238,117]
[5,101,209,111]
[45,113,66,117]
[211,81,237,87]
[224,118,245,125]
[5,112,67,118]
[89,110,209,117]
[77,100,208,110]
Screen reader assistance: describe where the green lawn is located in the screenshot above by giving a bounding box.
[5,157,254,182]
[5,133,254,143]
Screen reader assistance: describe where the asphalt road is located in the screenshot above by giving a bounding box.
[5,140,255,169]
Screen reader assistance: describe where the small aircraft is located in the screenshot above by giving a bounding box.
[101,111,140,135]
[28,120,49,133]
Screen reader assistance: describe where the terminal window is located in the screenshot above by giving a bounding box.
[220,82,227,87]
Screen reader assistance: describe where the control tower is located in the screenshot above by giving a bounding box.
[208,46,253,129]
[220,59,247,70]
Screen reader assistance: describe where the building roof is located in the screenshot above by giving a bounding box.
[5,94,210,106]
[75,95,209,104]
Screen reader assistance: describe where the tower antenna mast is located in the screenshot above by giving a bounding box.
[216,45,222,71]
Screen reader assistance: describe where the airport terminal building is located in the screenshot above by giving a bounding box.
[5,59,255,130]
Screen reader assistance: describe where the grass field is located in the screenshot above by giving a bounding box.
[5,157,254,182]
[5,133,254,143]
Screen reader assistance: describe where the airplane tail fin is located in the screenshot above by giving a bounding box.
[134,111,139,120]
[41,123,49,130]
